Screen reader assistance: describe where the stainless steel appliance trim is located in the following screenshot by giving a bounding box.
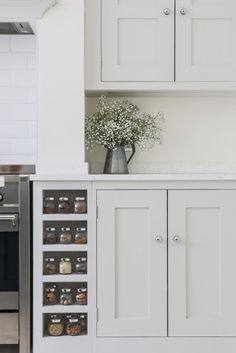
[19,176,30,353]
[0,313,18,344]
[0,292,18,310]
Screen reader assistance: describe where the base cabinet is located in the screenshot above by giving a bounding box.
[97,190,167,336]
[97,188,236,338]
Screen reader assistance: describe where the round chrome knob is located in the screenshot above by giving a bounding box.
[155,236,163,243]
[173,236,181,243]
[180,8,187,15]
[164,8,171,15]
[0,194,4,202]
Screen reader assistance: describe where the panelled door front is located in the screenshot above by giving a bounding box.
[97,190,167,337]
[176,0,236,81]
[169,190,236,336]
[101,0,174,82]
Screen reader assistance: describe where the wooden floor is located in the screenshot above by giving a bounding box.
[0,346,18,353]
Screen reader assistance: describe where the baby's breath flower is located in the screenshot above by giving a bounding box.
[85,95,164,150]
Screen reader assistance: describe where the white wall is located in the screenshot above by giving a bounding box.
[86,96,236,173]
[0,35,37,164]
[37,0,87,174]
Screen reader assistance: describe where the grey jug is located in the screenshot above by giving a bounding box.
[103,145,135,174]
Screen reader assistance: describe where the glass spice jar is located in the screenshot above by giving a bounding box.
[78,314,87,334]
[59,227,72,244]
[59,258,72,274]
[60,288,73,305]
[65,316,81,336]
[43,197,56,214]
[44,285,57,305]
[75,288,87,305]
[75,257,87,274]
[74,197,87,214]
[74,227,87,244]
[44,227,57,244]
[58,197,70,213]
[47,315,64,336]
[44,257,57,275]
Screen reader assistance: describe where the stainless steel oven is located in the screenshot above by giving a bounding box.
[0,165,34,353]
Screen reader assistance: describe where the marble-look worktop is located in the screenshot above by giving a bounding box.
[30,173,236,181]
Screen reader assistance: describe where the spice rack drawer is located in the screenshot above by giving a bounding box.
[43,313,87,337]
[43,220,88,245]
[43,282,87,306]
[43,251,88,276]
[43,190,87,214]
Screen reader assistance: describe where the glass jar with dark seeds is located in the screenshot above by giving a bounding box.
[58,197,70,213]
[44,227,57,244]
[74,227,87,244]
[59,227,72,244]
[44,285,57,305]
[44,258,57,275]
[75,257,87,274]
[60,288,73,305]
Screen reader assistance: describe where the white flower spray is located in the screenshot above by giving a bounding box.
[85,95,164,150]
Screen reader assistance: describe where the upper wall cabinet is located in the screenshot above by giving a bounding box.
[176,0,236,82]
[85,0,236,92]
[101,0,174,82]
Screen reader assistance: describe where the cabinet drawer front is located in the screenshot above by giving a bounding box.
[0,313,18,344]
[101,0,174,82]
[97,190,167,337]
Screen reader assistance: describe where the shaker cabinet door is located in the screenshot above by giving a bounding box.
[97,190,167,337]
[169,190,236,336]
[176,0,236,81]
[101,0,174,82]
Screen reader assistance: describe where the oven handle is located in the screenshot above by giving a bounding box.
[0,214,18,227]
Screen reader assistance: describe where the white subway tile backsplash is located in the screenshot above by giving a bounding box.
[11,36,36,53]
[11,70,36,87]
[0,36,10,52]
[0,105,10,120]
[0,121,29,138]
[0,35,37,163]
[11,104,37,121]
[0,71,10,86]
[0,139,10,154]
[0,87,29,104]
[0,53,28,70]
[11,138,36,155]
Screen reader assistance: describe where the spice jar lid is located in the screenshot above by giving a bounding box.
[76,227,87,232]
[61,288,71,293]
[45,258,55,262]
[75,197,85,201]
[45,227,56,232]
[77,288,87,293]
[50,314,61,323]
[59,197,69,201]
[68,318,79,323]
[46,287,56,292]
[45,197,55,201]
[61,227,71,232]
[76,257,87,262]
[60,257,71,262]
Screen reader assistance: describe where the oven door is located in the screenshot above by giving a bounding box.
[0,214,19,311]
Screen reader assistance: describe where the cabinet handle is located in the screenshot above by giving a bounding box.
[163,8,171,15]
[180,8,187,15]
[155,236,163,243]
[173,236,181,243]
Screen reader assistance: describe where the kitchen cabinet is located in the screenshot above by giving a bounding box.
[96,187,236,338]
[85,0,236,91]
[97,190,167,336]
[169,190,236,336]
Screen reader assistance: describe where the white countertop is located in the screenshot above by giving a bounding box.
[30,173,236,181]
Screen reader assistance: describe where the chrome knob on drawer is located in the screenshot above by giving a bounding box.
[180,8,187,15]
[173,236,181,243]
[163,8,171,15]
[155,236,163,243]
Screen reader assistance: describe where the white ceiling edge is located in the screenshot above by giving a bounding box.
[0,0,58,18]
